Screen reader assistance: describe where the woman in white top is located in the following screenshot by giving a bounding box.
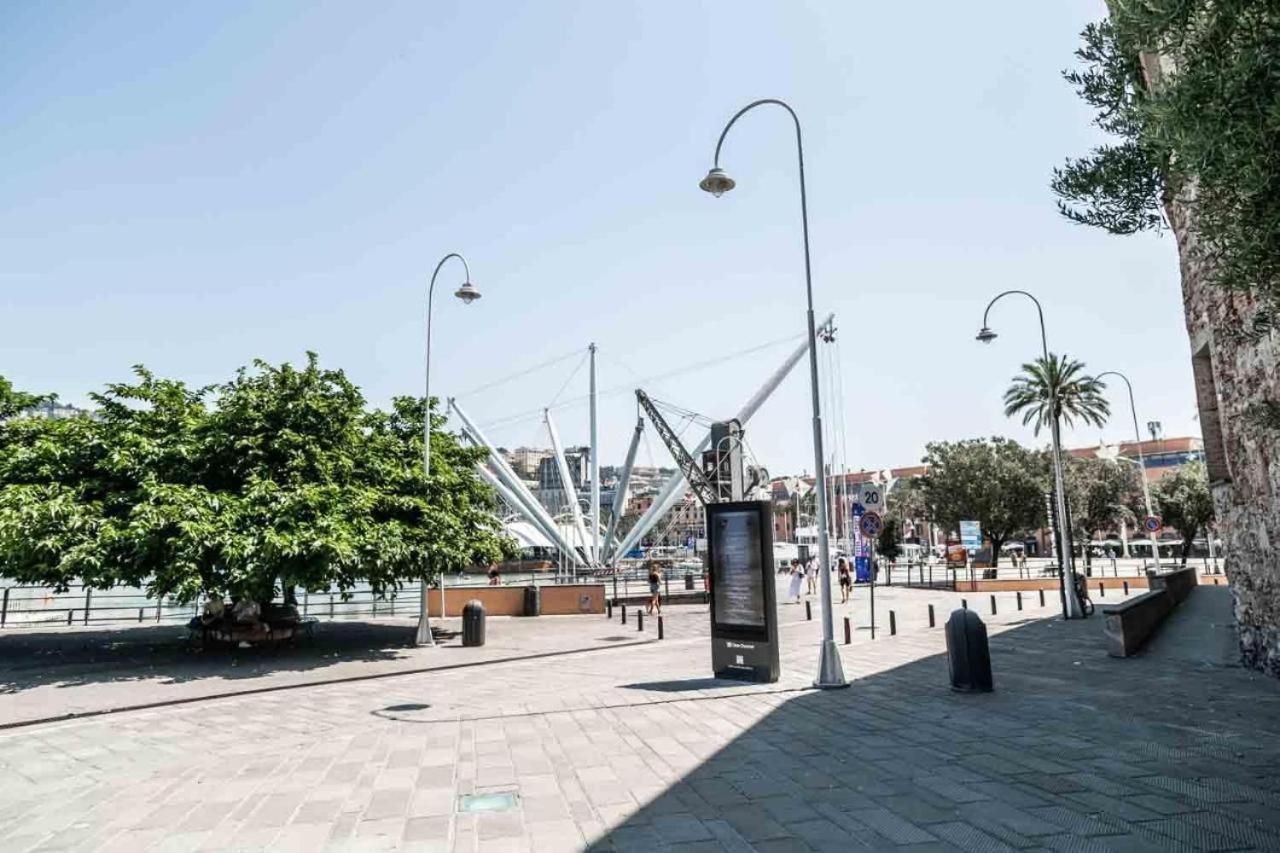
[787,559,804,603]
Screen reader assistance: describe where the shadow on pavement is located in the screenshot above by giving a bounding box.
[591,587,1280,852]
[620,678,746,693]
[0,619,446,695]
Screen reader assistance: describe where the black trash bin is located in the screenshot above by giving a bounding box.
[523,584,541,617]
[945,608,993,692]
[684,572,694,591]
[462,599,486,647]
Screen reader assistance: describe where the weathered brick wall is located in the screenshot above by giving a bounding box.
[1171,198,1280,677]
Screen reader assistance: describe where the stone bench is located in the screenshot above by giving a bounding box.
[1103,567,1198,657]
[1103,590,1174,657]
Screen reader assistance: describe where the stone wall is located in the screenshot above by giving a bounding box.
[1170,196,1280,678]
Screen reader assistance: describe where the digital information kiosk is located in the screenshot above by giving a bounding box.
[707,500,780,683]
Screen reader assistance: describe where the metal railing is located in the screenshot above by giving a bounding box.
[0,573,600,630]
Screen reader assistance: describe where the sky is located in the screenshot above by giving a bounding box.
[1,1,1197,477]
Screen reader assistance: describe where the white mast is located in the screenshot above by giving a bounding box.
[589,343,600,566]
[603,417,643,564]
[546,408,590,577]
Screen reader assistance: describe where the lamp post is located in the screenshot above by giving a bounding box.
[1095,371,1156,532]
[700,99,847,688]
[976,290,1083,619]
[416,252,482,646]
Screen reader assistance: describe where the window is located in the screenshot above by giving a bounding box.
[1191,342,1231,484]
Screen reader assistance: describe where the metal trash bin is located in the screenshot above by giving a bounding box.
[523,584,540,617]
[462,599,486,647]
[945,608,993,692]
[684,572,694,590]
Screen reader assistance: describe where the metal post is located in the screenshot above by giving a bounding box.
[990,595,996,615]
[705,100,845,688]
[1,588,8,628]
[805,600,812,621]
[607,600,613,619]
[1123,580,1130,595]
[138,607,144,623]
[84,589,91,626]
[1099,583,1105,598]
[844,616,851,644]
[621,604,627,625]
[928,604,935,628]
[1038,589,1045,607]
[658,615,664,640]
[961,598,968,610]
[637,611,643,632]
[889,610,896,636]
[1017,591,1022,611]
[330,594,335,619]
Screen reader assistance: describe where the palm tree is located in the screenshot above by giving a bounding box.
[1003,353,1110,435]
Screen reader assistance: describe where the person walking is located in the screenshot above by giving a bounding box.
[787,559,804,603]
[647,564,662,615]
[837,557,852,604]
[804,556,816,595]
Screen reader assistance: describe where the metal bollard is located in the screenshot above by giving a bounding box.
[928,604,935,628]
[1123,581,1130,595]
[84,589,92,625]
[889,611,897,636]
[621,604,627,625]
[67,609,73,626]
[961,598,968,610]
[844,616,851,645]
[607,600,613,619]
[658,616,664,640]
[1099,583,1105,598]
[637,611,644,632]
[990,595,997,615]
[1038,589,1045,607]
[805,600,812,621]
[1016,591,1023,611]
[0,588,7,628]
[330,594,335,618]
[138,607,144,622]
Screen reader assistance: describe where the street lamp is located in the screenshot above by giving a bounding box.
[416,252,482,647]
[977,290,1084,619]
[700,99,847,688]
[1095,370,1156,531]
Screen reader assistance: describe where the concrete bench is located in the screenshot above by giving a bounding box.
[1147,566,1198,605]
[1103,590,1174,657]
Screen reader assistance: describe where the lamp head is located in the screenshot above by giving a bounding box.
[454,281,481,304]
[975,326,997,344]
[699,167,735,197]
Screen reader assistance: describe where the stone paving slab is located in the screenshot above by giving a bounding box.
[0,583,1276,852]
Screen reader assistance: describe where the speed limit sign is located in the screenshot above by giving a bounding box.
[858,483,885,516]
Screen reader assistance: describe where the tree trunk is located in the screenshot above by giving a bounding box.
[1181,538,1192,567]
[990,536,1004,567]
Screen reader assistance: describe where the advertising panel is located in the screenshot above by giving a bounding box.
[707,500,780,683]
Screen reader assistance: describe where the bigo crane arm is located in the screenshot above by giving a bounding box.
[635,389,718,506]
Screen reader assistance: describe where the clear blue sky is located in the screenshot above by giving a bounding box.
[2,1,1195,476]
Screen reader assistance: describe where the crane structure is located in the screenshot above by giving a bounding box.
[635,390,719,506]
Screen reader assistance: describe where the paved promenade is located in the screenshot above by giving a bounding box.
[0,581,1276,851]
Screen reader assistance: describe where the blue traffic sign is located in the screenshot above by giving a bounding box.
[859,511,883,538]
[1143,515,1162,533]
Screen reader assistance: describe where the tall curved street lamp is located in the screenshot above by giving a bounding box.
[417,252,482,647]
[700,99,847,688]
[976,290,1083,619]
[1094,371,1156,534]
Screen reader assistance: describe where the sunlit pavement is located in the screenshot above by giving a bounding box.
[0,579,1277,851]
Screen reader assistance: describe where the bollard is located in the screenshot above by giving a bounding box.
[805,600,812,621]
[844,616,851,645]
[1099,583,1105,598]
[889,610,897,636]
[946,609,994,692]
[928,604,935,628]
[961,598,968,610]
[523,584,541,617]
[67,609,73,626]
[461,599,486,647]
[1123,581,1130,595]
[621,604,627,625]
[1038,589,1045,607]
[84,589,92,625]
[658,615,664,640]
[1016,591,1023,611]
[637,611,644,632]
[330,594,335,618]
[607,600,613,619]
[138,607,144,622]
[990,595,997,616]
[0,588,7,628]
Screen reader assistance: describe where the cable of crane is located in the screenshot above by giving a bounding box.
[547,348,591,408]
[474,332,802,431]
[648,396,714,427]
[451,347,585,400]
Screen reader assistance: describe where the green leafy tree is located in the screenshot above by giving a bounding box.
[1054,5,1280,314]
[0,358,514,604]
[1064,456,1143,567]
[1002,354,1110,436]
[919,438,1045,566]
[1152,461,1215,566]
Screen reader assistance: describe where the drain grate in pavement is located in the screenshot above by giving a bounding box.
[458,791,519,813]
